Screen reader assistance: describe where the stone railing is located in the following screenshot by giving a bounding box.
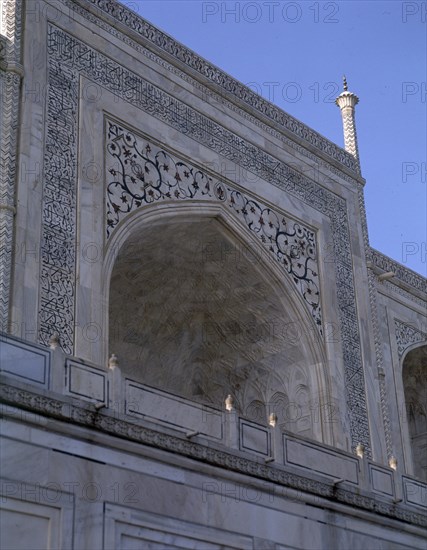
[1,333,426,523]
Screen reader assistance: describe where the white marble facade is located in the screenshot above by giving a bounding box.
[0,0,426,548]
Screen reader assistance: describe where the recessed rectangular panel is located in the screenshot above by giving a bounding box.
[0,480,74,550]
[0,337,50,387]
[240,421,270,456]
[284,436,359,484]
[120,528,222,549]
[66,360,106,402]
[104,504,252,550]
[0,497,63,550]
[403,477,427,509]
[369,464,394,496]
[126,381,223,440]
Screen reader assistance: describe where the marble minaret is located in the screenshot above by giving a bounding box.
[336,76,361,171]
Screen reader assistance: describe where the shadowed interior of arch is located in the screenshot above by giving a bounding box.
[403,344,427,482]
[109,217,325,439]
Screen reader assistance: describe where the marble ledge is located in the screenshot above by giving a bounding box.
[0,376,426,529]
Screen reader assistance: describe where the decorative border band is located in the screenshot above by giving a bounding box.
[38,56,78,355]
[0,0,22,329]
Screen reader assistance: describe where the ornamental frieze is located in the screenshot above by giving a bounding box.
[372,249,427,296]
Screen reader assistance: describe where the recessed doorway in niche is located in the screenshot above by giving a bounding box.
[108,216,325,440]
[402,344,427,482]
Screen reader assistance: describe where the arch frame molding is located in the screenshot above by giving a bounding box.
[38,23,373,453]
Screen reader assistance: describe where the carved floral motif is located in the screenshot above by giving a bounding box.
[395,320,427,359]
[106,122,322,331]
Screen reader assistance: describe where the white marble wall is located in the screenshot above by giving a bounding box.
[9,0,383,459]
[1,0,426,546]
[1,401,426,550]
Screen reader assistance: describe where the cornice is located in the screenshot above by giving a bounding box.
[370,249,427,300]
[69,0,360,179]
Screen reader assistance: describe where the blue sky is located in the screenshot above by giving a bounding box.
[121,0,426,275]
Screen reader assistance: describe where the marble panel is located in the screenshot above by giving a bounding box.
[104,503,252,550]
[403,477,427,510]
[65,360,106,403]
[369,463,394,497]
[0,336,50,387]
[126,380,223,440]
[283,435,359,484]
[240,420,270,457]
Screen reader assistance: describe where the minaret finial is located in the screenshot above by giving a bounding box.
[343,75,348,92]
[335,76,360,172]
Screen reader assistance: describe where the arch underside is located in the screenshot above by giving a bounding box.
[109,215,327,441]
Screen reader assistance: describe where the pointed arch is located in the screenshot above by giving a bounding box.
[103,201,332,444]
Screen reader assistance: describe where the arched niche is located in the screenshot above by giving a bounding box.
[402,343,427,481]
[105,204,330,443]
